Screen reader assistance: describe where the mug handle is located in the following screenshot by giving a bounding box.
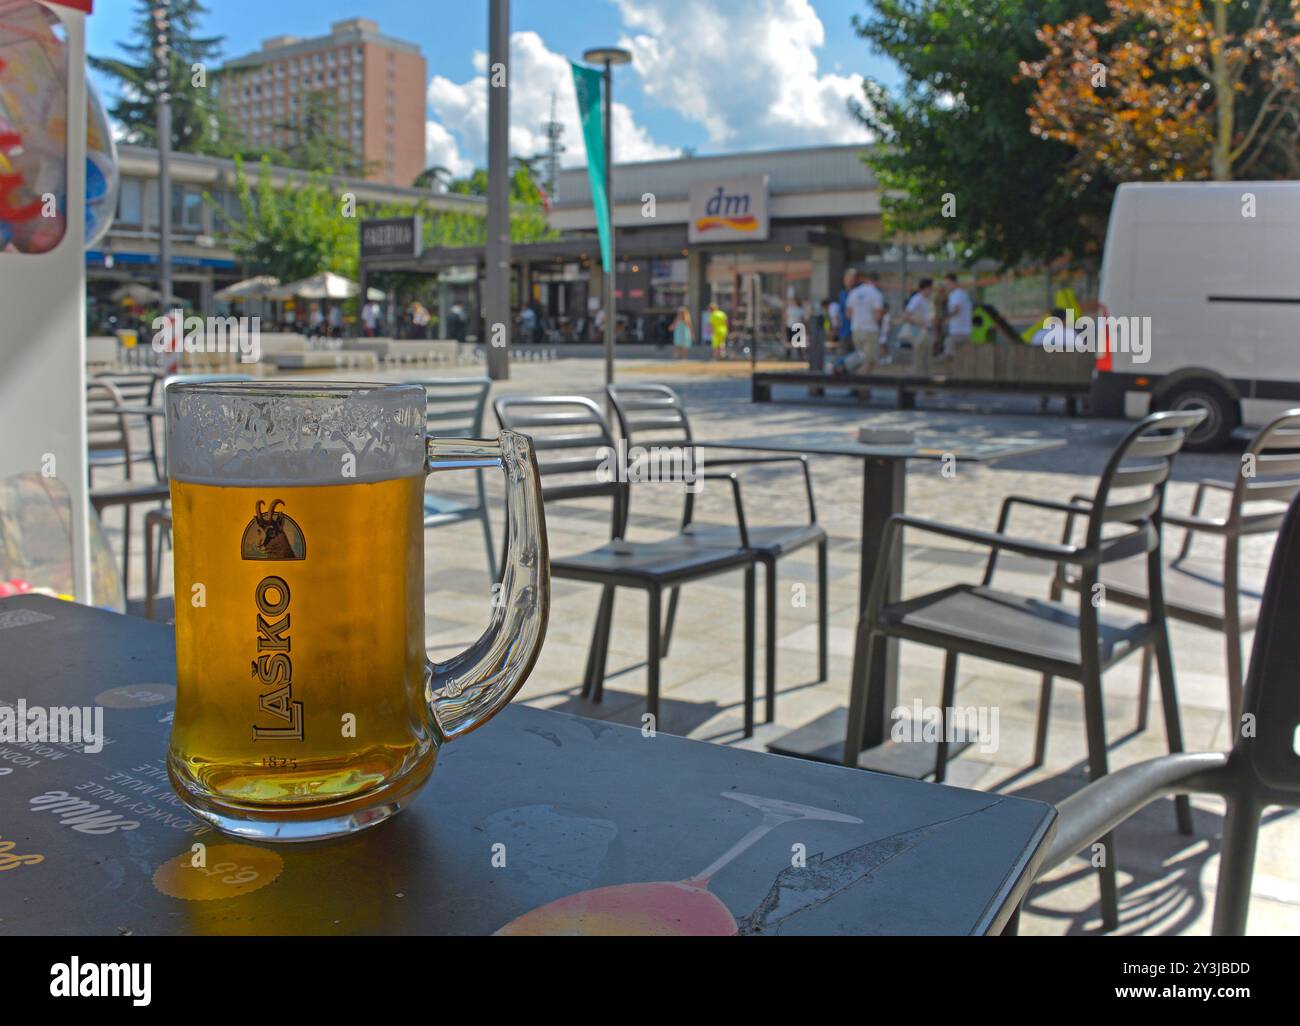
[424,430,550,742]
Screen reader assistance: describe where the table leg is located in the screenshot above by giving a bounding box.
[850,456,904,749]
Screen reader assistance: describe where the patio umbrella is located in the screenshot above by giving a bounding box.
[214,275,281,302]
[269,271,361,301]
[109,282,186,307]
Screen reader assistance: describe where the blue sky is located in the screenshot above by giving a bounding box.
[89,0,898,171]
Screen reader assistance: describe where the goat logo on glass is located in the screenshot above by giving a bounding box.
[240,501,306,561]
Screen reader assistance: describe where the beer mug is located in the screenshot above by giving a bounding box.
[164,382,549,841]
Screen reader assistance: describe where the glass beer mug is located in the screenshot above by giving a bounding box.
[164,382,549,841]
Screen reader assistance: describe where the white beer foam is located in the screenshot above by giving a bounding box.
[166,382,426,485]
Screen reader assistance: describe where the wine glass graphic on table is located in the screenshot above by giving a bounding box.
[495,792,864,936]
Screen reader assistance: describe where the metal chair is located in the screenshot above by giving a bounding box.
[416,378,497,582]
[141,373,256,619]
[607,383,828,725]
[847,409,1206,931]
[1039,487,1300,934]
[494,395,760,736]
[1052,409,1300,727]
[86,381,168,599]
[92,371,162,479]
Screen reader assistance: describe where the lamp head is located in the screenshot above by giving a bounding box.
[582,47,632,67]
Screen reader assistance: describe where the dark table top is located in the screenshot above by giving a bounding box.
[0,596,1055,935]
[695,432,1066,463]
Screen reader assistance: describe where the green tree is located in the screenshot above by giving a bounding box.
[214,157,556,291]
[852,0,1114,267]
[221,156,358,284]
[90,0,225,153]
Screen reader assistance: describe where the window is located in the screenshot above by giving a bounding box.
[116,178,144,226]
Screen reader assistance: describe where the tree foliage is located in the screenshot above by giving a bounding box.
[89,0,225,153]
[1024,0,1300,183]
[217,158,556,289]
[853,0,1116,268]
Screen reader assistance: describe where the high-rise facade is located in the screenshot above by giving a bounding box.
[218,18,426,187]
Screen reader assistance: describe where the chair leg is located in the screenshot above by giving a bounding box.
[935,652,958,783]
[1210,796,1262,936]
[661,586,681,658]
[121,505,132,601]
[1151,635,1195,836]
[1079,665,1119,931]
[1224,621,1244,732]
[1032,674,1053,767]
[479,509,497,583]
[816,539,828,683]
[843,617,876,768]
[764,561,776,724]
[1136,647,1152,733]
[744,565,755,739]
[144,516,157,621]
[647,587,662,731]
[582,586,615,700]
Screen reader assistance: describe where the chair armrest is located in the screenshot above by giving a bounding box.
[897,515,1081,565]
[1163,511,1231,535]
[699,472,750,548]
[1041,753,1231,875]
[982,495,1096,584]
[700,453,817,525]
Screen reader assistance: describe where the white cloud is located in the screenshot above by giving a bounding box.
[425,30,677,176]
[613,0,869,149]
[424,120,475,177]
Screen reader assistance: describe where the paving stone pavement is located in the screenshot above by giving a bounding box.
[106,356,1297,935]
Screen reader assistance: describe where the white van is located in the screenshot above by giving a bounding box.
[1090,181,1300,449]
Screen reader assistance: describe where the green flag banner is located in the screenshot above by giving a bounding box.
[571,62,612,273]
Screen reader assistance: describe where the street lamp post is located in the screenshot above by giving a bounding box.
[582,47,630,395]
[485,0,511,381]
[153,2,172,325]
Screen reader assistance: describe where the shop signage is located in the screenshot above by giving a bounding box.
[689,175,770,244]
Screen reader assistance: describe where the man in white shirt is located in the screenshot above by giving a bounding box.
[942,273,973,363]
[845,271,885,373]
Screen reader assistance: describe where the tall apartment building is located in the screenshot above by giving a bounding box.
[218,18,427,187]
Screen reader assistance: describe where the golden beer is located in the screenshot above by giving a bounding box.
[169,474,434,810]
[164,381,548,841]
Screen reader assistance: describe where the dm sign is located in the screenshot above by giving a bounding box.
[688,175,770,244]
[360,217,423,260]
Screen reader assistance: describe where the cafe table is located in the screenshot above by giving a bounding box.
[693,431,1066,777]
[0,595,1056,935]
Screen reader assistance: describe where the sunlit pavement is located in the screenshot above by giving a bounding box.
[112,355,1298,935]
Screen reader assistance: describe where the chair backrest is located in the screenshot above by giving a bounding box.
[415,378,490,438]
[85,381,130,456]
[493,395,627,536]
[606,383,694,448]
[1083,409,1207,561]
[95,371,158,406]
[1236,487,1300,801]
[1229,409,1300,519]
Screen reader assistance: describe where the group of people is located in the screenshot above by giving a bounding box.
[667,303,731,360]
[823,269,973,376]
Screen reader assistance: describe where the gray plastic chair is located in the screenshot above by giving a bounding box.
[416,379,497,582]
[494,395,759,736]
[1038,486,1300,934]
[847,409,1206,931]
[606,383,828,725]
[1053,409,1300,727]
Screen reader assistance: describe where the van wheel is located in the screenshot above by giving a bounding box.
[1160,382,1239,451]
